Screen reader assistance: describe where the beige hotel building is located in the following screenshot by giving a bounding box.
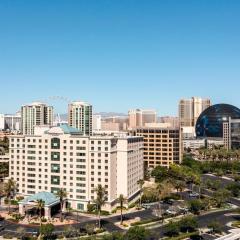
[9,125,144,211]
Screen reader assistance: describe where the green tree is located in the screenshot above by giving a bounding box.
[188,199,204,215]
[165,221,180,237]
[63,225,79,238]
[179,216,198,233]
[151,166,169,183]
[125,226,149,240]
[213,189,231,208]
[117,194,126,225]
[93,184,107,229]
[55,188,67,222]
[226,183,240,198]
[3,178,17,213]
[156,180,173,219]
[39,223,54,239]
[16,227,26,240]
[85,223,95,236]
[208,221,223,234]
[174,180,186,199]
[137,179,144,209]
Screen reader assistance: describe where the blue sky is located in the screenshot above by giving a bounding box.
[0,0,240,115]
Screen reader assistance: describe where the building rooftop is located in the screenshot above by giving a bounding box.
[70,101,91,106]
[20,191,59,206]
[47,124,82,135]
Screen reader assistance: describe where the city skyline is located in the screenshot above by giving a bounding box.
[1,0,240,115]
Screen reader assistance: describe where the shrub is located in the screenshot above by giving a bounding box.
[16,196,24,201]
[188,199,204,215]
[87,203,96,213]
[165,221,180,237]
[208,221,223,234]
[125,226,149,240]
[10,200,19,205]
[131,218,160,226]
[128,202,136,209]
[2,234,13,239]
[85,224,95,235]
[95,228,105,234]
[39,223,55,238]
[41,218,48,223]
[100,210,110,216]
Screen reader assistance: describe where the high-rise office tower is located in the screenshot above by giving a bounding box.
[68,101,93,135]
[21,102,53,135]
[128,109,157,129]
[179,97,211,127]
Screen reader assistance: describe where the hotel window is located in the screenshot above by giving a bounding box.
[51,138,60,149]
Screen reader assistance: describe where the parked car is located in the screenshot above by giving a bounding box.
[189,192,199,198]
[142,204,151,209]
[0,224,5,232]
[178,206,189,214]
[165,209,177,216]
[163,199,174,205]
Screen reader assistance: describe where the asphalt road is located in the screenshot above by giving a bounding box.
[148,209,238,238]
[0,208,156,235]
[201,174,240,206]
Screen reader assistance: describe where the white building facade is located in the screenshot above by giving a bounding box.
[93,115,102,132]
[9,125,144,211]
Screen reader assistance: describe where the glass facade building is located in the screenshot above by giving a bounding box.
[231,121,240,149]
[196,104,240,138]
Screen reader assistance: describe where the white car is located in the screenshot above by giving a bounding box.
[166,209,177,215]
[189,192,199,197]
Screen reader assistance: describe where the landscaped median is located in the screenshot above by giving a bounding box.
[163,231,199,240]
[130,218,162,227]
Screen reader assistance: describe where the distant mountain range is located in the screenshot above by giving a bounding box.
[95,112,127,118]
[55,112,127,121]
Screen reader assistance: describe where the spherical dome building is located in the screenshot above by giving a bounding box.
[196,104,240,138]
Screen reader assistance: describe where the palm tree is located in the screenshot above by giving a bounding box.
[36,199,45,226]
[137,179,144,209]
[117,194,126,225]
[55,188,67,222]
[211,150,217,162]
[156,180,173,221]
[174,180,186,199]
[3,178,17,213]
[93,184,107,229]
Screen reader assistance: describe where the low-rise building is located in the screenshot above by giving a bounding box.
[183,139,206,150]
[9,125,144,211]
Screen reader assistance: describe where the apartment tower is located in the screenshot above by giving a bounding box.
[21,102,53,135]
[68,101,93,136]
